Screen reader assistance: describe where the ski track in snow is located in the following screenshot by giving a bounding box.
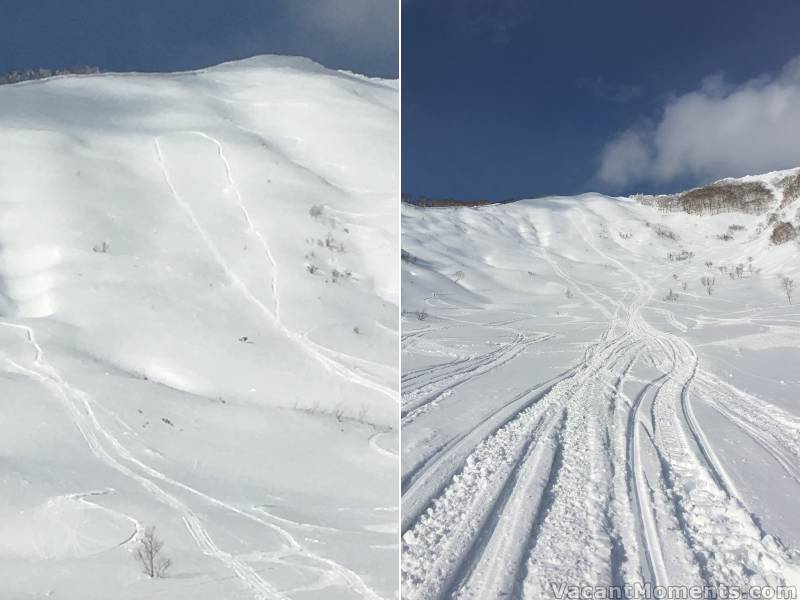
[0,320,385,600]
[0,60,398,600]
[154,134,395,403]
[401,207,800,599]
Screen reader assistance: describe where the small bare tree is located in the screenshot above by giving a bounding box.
[135,526,171,578]
[781,276,795,304]
[700,276,715,296]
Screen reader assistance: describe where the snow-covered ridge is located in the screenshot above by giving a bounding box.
[1,56,398,598]
[633,166,800,220]
[0,53,398,423]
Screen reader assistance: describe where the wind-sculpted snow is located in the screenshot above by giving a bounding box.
[0,56,397,599]
[401,181,800,599]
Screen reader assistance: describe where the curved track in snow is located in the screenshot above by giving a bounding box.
[155,134,396,402]
[0,320,384,600]
[401,206,800,599]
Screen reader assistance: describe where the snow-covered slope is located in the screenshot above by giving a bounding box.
[401,173,800,599]
[0,56,398,599]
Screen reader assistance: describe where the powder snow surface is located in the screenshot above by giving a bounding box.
[0,55,398,599]
[401,179,800,599]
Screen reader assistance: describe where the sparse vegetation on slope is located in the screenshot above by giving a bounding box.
[641,180,775,215]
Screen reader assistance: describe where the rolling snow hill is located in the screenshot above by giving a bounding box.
[0,56,398,599]
[401,168,800,599]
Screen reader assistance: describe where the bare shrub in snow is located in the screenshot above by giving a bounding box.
[652,224,677,241]
[778,172,800,207]
[335,405,346,423]
[323,233,345,252]
[454,270,465,282]
[330,268,353,283]
[667,250,693,261]
[134,526,171,579]
[771,221,797,245]
[664,289,679,302]
[701,276,716,296]
[781,276,795,304]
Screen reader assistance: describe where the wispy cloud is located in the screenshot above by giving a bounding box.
[597,56,800,189]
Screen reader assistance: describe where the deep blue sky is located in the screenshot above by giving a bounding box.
[0,0,397,78]
[402,0,800,200]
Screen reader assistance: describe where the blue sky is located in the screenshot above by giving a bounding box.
[0,0,397,78]
[402,0,800,200]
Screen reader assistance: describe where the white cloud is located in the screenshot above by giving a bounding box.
[597,56,800,189]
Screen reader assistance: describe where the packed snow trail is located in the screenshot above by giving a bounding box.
[402,190,800,599]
